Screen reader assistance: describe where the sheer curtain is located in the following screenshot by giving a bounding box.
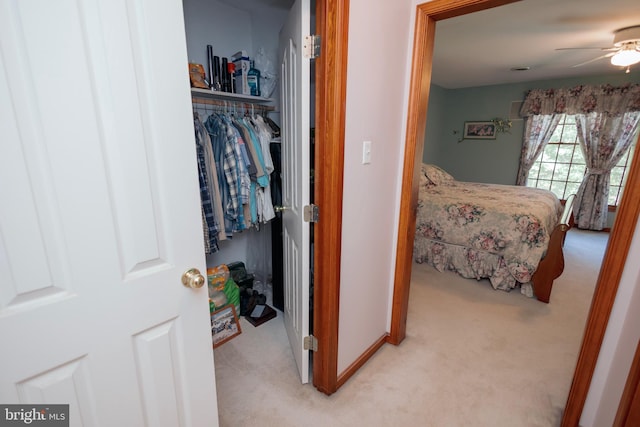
[517,88,567,185]
[516,114,562,185]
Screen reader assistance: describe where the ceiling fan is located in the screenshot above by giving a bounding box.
[557,25,640,71]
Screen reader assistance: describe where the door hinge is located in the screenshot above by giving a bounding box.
[304,335,318,352]
[303,35,321,59]
[304,204,319,223]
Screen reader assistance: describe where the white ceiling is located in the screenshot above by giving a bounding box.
[431,0,640,89]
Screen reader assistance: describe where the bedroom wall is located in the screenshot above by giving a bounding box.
[423,71,640,185]
[423,83,447,164]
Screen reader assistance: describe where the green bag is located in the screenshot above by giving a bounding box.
[223,277,241,315]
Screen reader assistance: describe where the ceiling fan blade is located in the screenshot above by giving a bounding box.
[572,52,616,67]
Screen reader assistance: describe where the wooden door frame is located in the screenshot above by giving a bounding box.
[389,1,640,426]
[312,0,349,395]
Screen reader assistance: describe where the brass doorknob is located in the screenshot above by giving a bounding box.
[182,268,206,289]
[274,205,289,213]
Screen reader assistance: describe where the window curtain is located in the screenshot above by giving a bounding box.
[573,110,640,230]
[517,88,568,186]
[519,84,640,230]
[516,114,562,185]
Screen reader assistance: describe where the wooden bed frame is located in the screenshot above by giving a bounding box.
[531,194,576,303]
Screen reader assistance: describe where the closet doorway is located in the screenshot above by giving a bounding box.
[390,1,640,426]
[181,0,348,393]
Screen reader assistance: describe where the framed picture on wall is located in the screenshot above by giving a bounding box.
[211,305,241,348]
[463,121,497,139]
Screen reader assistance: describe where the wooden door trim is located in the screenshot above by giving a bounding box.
[390,1,640,425]
[312,0,349,395]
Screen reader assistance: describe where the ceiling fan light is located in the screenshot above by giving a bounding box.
[610,48,640,66]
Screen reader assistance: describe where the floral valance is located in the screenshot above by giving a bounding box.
[520,83,640,117]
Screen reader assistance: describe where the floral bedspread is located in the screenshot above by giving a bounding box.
[414,169,562,297]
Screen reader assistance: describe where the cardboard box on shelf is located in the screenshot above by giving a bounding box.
[231,51,251,95]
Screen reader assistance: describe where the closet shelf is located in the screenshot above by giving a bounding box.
[190,88,272,104]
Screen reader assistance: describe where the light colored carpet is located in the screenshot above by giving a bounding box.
[212,229,608,427]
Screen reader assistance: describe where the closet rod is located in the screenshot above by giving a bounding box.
[191,96,275,112]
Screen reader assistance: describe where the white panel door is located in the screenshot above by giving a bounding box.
[279,0,311,384]
[0,0,218,425]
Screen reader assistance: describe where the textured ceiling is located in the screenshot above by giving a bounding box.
[432,0,640,89]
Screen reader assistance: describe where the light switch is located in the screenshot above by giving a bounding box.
[362,140,372,164]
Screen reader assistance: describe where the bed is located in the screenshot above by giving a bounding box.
[414,164,574,303]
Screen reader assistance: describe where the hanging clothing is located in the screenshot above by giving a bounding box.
[194,107,277,252]
[252,115,276,223]
[205,114,243,235]
[194,113,223,253]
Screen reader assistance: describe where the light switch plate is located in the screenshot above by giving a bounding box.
[362,140,372,164]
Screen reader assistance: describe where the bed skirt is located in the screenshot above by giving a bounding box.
[414,239,534,297]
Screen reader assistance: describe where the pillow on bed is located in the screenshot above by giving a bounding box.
[423,164,454,185]
[419,165,434,187]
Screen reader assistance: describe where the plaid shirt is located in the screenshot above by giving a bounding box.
[194,115,219,253]
[206,115,242,235]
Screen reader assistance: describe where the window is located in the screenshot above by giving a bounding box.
[527,114,637,206]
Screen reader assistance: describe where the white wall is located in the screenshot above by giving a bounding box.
[337,0,415,373]
[580,217,640,426]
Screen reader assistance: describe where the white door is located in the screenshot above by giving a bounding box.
[279,0,311,384]
[0,1,219,425]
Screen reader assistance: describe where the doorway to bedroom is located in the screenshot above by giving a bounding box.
[391,0,640,425]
